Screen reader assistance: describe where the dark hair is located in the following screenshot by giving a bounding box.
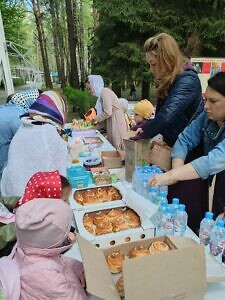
[6,94,15,103]
[60,175,71,189]
[208,72,225,97]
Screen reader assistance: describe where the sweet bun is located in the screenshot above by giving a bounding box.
[149,241,170,254]
[74,192,83,204]
[107,209,123,222]
[96,188,108,202]
[93,211,108,225]
[83,214,93,227]
[116,276,125,297]
[107,250,125,273]
[95,221,113,235]
[123,209,140,228]
[84,224,95,235]
[129,245,149,258]
[107,187,122,201]
[112,218,129,232]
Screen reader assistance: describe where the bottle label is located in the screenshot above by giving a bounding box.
[199,231,210,246]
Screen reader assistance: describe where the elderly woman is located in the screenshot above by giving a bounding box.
[86,75,128,150]
[0,88,41,180]
[1,91,68,196]
[150,72,225,226]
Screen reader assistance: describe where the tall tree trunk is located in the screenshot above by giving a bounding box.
[65,0,79,88]
[112,80,121,98]
[77,0,85,83]
[141,80,150,99]
[32,0,52,88]
[49,0,66,88]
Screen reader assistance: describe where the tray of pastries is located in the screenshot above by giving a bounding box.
[74,185,122,206]
[83,207,141,236]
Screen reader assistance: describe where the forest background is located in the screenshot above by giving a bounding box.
[1,0,225,117]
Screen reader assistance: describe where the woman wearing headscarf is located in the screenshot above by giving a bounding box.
[1,91,68,197]
[0,88,41,180]
[86,75,128,150]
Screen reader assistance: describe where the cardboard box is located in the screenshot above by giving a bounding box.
[69,182,127,211]
[73,190,157,248]
[101,151,122,169]
[78,235,206,300]
[124,139,150,182]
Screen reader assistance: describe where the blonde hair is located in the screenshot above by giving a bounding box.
[144,33,183,99]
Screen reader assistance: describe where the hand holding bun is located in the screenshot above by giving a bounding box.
[129,245,149,258]
[107,250,125,273]
[149,241,170,254]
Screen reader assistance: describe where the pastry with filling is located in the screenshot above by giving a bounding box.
[106,250,125,273]
[95,221,113,235]
[129,245,149,258]
[149,241,170,254]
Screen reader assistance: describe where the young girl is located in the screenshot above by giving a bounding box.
[130,99,154,141]
[13,198,87,299]
[15,170,72,207]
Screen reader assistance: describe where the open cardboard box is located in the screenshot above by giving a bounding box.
[69,182,127,211]
[123,138,151,182]
[73,190,157,248]
[78,235,206,300]
[101,151,122,169]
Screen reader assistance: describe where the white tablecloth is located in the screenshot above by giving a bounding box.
[66,130,225,299]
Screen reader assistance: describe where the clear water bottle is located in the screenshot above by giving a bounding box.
[149,186,158,203]
[209,220,225,263]
[142,178,149,199]
[199,212,214,246]
[172,198,180,214]
[159,184,168,197]
[174,204,188,236]
[132,166,141,192]
[161,206,175,236]
[154,201,168,233]
[155,191,167,205]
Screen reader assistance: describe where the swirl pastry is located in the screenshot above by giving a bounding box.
[107,187,122,201]
[149,241,170,254]
[116,276,125,297]
[96,188,108,202]
[74,191,83,204]
[84,224,95,235]
[83,214,93,227]
[107,209,123,222]
[83,189,98,204]
[106,250,125,273]
[129,245,149,258]
[123,209,140,228]
[95,221,113,235]
[112,218,129,232]
[93,211,108,226]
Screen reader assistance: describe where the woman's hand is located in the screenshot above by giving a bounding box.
[135,128,143,135]
[149,172,177,187]
[79,271,86,289]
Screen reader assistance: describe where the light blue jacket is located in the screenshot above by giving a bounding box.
[171,111,225,180]
[0,103,26,179]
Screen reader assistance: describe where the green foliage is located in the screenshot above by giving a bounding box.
[63,86,96,113]
[13,77,25,86]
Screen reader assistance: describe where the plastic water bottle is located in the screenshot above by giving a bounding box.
[149,186,158,203]
[142,178,149,199]
[174,204,188,236]
[132,166,141,192]
[161,206,175,236]
[199,212,214,246]
[172,198,180,214]
[155,191,167,205]
[209,220,225,263]
[159,184,168,197]
[154,199,168,230]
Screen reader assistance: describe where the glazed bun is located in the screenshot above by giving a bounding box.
[129,245,149,259]
[107,209,123,223]
[74,191,83,204]
[95,221,113,235]
[112,218,129,232]
[149,241,170,254]
[93,211,108,225]
[106,250,125,273]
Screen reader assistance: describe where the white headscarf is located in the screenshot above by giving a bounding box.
[118,98,128,112]
[88,75,104,114]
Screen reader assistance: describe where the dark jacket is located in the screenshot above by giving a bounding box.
[143,66,203,147]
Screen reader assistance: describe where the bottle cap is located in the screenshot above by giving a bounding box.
[178,204,186,211]
[172,198,180,205]
[160,199,168,206]
[159,191,167,197]
[205,212,213,219]
[166,206,175,214]
[150,186,157,192]
[215,220,225,228]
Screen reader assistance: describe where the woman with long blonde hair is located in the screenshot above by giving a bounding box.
[141,33,208,233]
